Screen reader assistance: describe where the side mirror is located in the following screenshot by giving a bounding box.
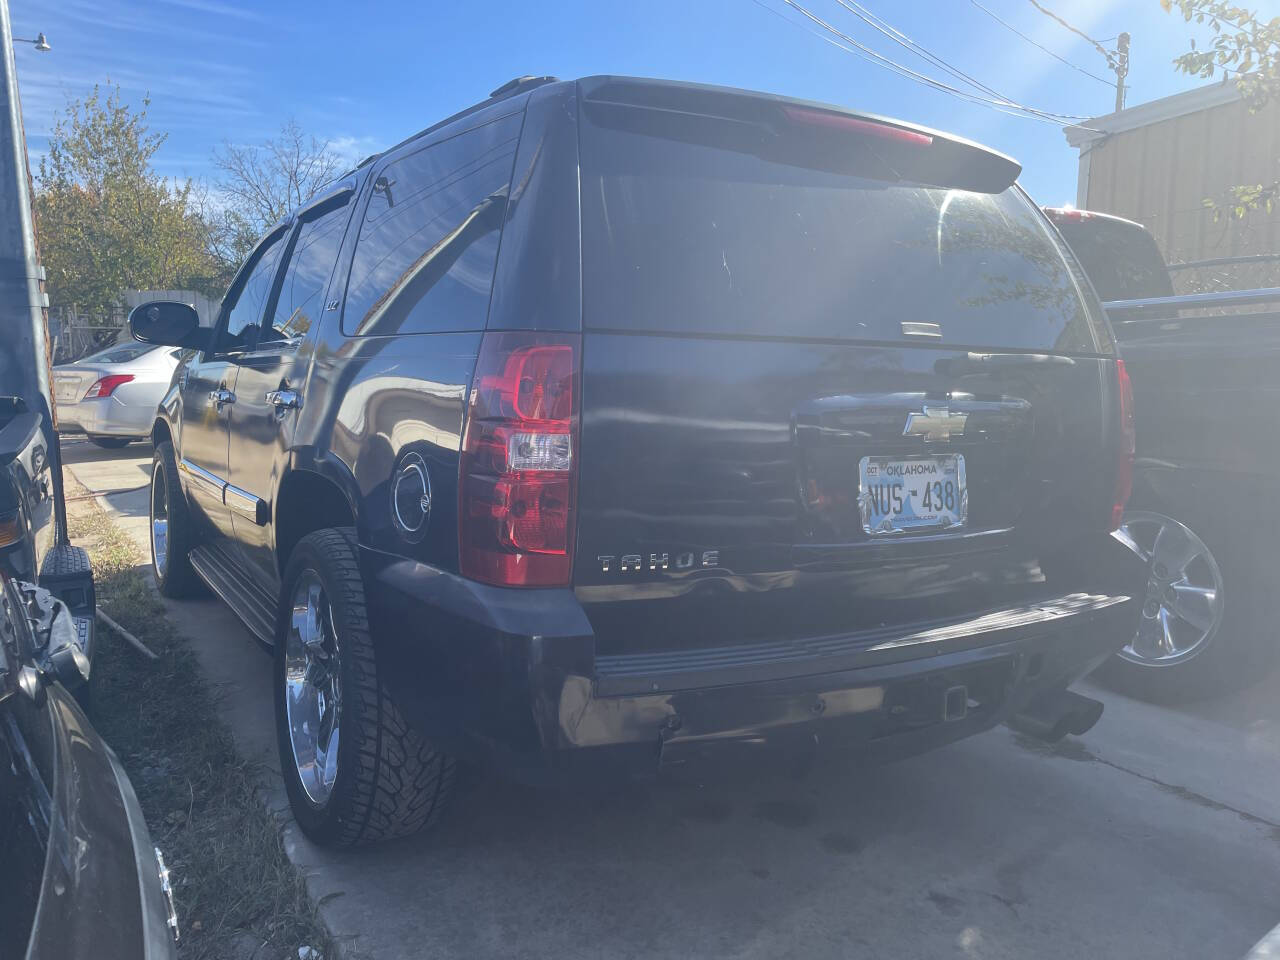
[129,301,205,349]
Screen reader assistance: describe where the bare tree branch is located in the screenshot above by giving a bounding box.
[211,119,343,257]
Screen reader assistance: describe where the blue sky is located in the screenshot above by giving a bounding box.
[11,0,1226,205]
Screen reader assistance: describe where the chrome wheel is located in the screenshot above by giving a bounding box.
[284,571,343,806]
[1114,511,1225,666]
[150,460,169,578]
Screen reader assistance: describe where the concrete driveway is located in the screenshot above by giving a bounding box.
[63,439,1280,960]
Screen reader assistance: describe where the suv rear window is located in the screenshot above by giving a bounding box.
[1051,217,1174,302]
[579,108,1102,353]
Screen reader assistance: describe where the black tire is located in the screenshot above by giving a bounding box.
[150,441,202,597]
[1094,502,1273,702]
[90,436,131,449]
[274,528,455,847]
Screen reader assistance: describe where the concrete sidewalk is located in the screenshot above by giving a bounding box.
[65,440,1280,960]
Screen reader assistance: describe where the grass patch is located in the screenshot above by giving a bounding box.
[64,475,334,960]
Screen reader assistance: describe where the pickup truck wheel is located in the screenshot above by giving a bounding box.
[274,528,455,847]
[1096,509,1271,701]
[150,441,201,597]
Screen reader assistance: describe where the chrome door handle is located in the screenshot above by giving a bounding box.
[208,388,235,408]
[266,389,301,410]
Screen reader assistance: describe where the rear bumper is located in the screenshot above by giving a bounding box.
[57,396,152,438]
[362,544,1144,782]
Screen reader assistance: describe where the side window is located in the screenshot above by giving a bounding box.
[224,231,286,350]
[342,112,522,337]
[267,199,351,344]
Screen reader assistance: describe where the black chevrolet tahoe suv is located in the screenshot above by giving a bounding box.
[130,76,1146,847]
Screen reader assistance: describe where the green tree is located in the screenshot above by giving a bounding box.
[1163,1,1280,219]
[33,84,226,320]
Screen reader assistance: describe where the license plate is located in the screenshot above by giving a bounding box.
[859,455,967,536]
[54,379,80,402]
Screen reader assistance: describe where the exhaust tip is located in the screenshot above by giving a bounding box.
[1007,689,1104,743]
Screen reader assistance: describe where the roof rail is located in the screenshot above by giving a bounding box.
[490,75,557,99]
[341,75,560,179]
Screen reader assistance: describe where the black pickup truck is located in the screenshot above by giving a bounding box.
[130,76,1146,847]
[1045,206,1279,700]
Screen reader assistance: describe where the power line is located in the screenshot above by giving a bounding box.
[1025,0,1118,68]
[1023,0,1129,111]
[968,0,1115,87]
[761,0,1094,125]
[776,0,1088,122]
[748,0,1048,125]
[831,0,1010,103]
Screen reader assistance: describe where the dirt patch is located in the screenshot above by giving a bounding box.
[64,473,335,960]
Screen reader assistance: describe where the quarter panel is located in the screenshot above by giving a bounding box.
[298,332,481,573]
[101,379,167,435]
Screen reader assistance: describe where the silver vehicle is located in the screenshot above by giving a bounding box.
[53,343,182,449]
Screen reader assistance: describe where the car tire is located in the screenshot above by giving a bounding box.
[1094,504,1273,702]
[274,527,456,847]
[149,441,202,597]
[90,436,131,449]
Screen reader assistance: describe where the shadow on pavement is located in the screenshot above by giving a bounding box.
[59,435,151,465]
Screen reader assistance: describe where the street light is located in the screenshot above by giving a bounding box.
[12,31,48,52]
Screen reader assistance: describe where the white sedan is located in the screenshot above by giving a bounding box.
[53,342,183,448]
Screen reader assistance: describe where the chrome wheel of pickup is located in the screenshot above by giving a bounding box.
[284,570,343,805]
[1115,511,1224,666]
[150,459,169,578]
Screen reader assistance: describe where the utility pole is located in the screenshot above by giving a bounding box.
[1114,31,1131,113]
[0,0,68,544]
[1024,3,1132,114]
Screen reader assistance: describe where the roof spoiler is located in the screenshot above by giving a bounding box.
[578,76,1022,195]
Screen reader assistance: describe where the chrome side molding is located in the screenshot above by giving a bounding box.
[179,459,267,525]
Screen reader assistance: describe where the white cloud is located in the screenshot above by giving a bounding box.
[326,134,383,168]
[156,0,269,23]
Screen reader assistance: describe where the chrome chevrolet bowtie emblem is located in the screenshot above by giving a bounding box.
[903,404,967,442]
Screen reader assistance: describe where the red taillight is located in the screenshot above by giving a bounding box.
[459,332,579,587]
[83,374,134,399]
[781,105,934,146]
[1111,359,1135,530]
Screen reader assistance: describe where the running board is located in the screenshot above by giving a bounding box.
[188,540,277,646]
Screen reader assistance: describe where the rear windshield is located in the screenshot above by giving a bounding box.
[81,343,153,364]
[579,108,1103,353]
[1052,218,1174,302]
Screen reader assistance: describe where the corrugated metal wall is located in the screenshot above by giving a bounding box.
[1082,97,1280,264]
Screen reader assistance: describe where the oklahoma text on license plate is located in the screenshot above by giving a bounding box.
[859,455,967,535]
